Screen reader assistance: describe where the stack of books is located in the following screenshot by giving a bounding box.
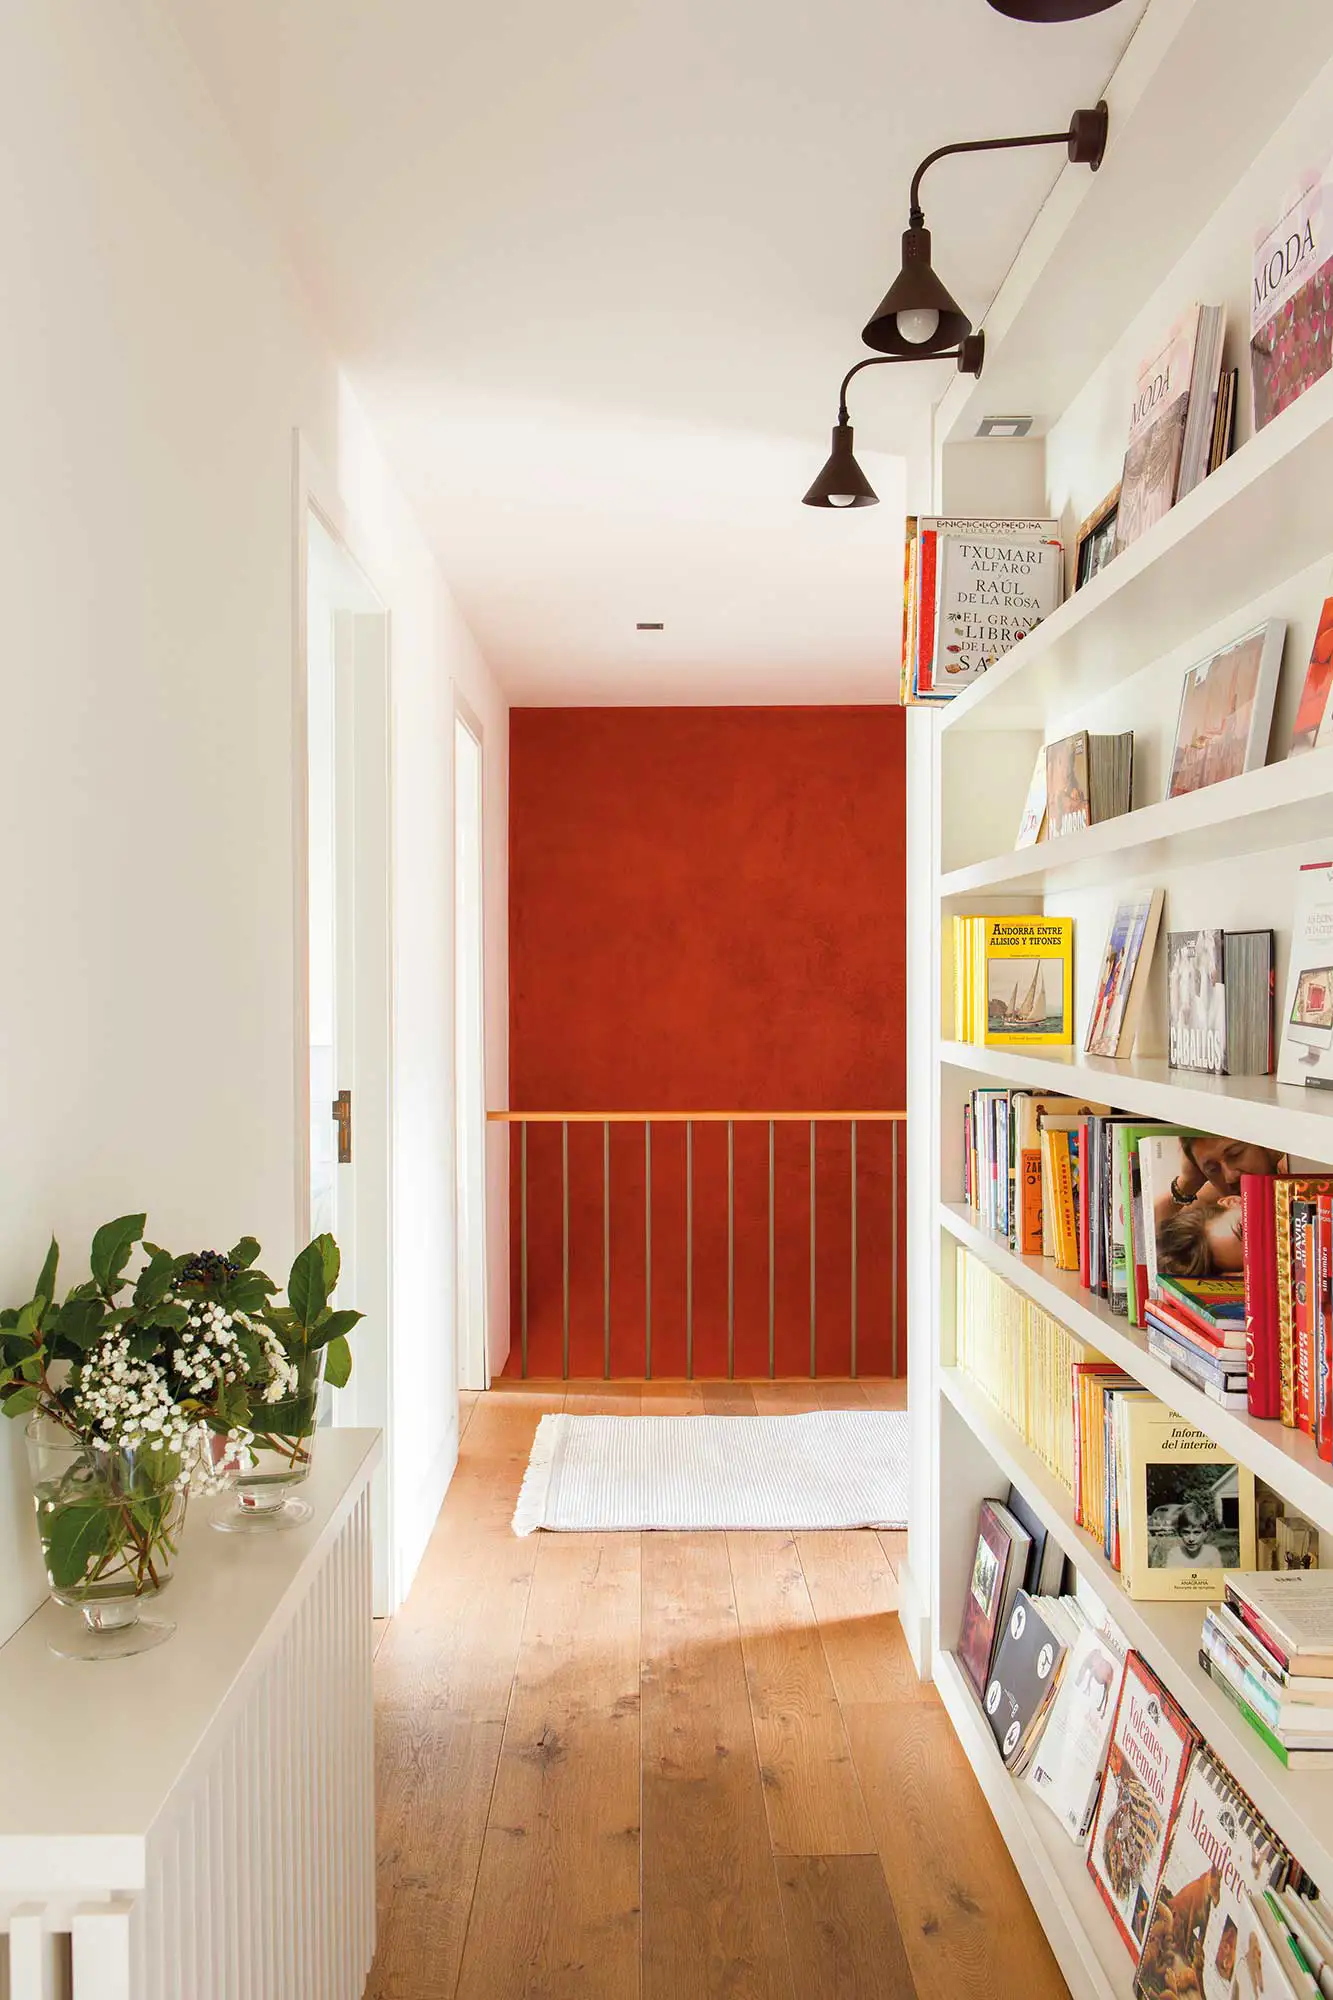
[1144,1272,1248,1411]
[1200,1573,1333,1771]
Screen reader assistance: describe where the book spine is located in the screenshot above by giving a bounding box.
[1199,1649,1295,1766]
[1320,1192,1333,1465]
[1277,1183,1298,1428]
[1078,1120,1090,1290]
[1225,1590,1294,1672]
[1201,1623,1283,1728]
[1053,1134,1078,1271]
[1242,1175,1280,1420]
[1295,1199,1314,1435]
[1020,1147,1043,1256]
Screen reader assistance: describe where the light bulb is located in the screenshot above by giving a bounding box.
[828,494,857,508]
[896,307,940,346]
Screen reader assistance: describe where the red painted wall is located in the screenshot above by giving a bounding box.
[508,705,906,1377]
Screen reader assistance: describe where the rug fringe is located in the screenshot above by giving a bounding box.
[511,1412,562,1536]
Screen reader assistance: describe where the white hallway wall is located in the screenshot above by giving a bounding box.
[0,0,509,1640]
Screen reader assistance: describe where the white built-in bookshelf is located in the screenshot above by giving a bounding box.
[903,11,1333,1996]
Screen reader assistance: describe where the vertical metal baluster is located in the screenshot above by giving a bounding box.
[891,1119,901,1378]
[850,1120,859,1380]
[520,1121,529,1379]
[603,1119,611,1381]
[767,1119,775,1380]
[561,1119,570,1380]
[645,1120,653,1380]
[686,1120,694,1381]
[727,1120,735,1380]
[809,1119,817,1379]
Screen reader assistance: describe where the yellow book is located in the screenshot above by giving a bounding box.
[981,916,1074,1046]
[1117,1399,1257,1601]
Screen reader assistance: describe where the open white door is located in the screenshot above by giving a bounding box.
[454,711,489,1393]
[306,512,393,1611]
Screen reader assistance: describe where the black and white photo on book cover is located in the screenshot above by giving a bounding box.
[1167,929,1225,1074]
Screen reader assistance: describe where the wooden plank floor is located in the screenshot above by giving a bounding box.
[367,1381,1070,2000]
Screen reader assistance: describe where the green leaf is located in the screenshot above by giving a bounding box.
[224,1271,277,1313]
[52,1296,105,1352]
[229,1236,262,1270]
[133,1247,177,1311]
[44,1500,112,1590]
[2,1383,42,1419]
[15,1299,43,1344]
[319,1233,340,1293]
[323,1334,353,1389]
[287,1239,329,1330]
[142,1302,187,1332]
[33,1239,59,1321]
[308,1307,363,1350]
[89,1214,146,1294]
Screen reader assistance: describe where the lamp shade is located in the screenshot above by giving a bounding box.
[987,0,1123,16]
[803,423,878,508]
[862,225,971,357]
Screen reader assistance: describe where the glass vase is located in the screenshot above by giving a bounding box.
[212,1346,324,1533]
[26,1416,187,1660]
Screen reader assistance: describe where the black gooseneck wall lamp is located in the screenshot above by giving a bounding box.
[804,339,985,508]
[861,100,1108,358]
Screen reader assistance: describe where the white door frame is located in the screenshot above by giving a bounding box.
[453,693,490,1393]
[291,431,397,1611]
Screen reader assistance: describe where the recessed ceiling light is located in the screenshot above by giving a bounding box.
[976,415,1034,437]
[636,621,664,631]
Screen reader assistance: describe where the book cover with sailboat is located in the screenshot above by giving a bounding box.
[982,917,1074,1047]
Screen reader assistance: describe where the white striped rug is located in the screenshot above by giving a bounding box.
[512,1410,908,1536]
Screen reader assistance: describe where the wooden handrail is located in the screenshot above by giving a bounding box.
[486,1110,906,1123]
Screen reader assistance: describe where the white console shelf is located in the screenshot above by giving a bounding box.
[906,10,1333,1996]
[0,1427,380,2000]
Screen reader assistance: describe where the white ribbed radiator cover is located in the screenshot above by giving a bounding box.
[0,1429,380,2000]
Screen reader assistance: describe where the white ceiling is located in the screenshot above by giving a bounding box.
[175,0,1149,704]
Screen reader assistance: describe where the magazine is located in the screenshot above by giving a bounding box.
[1252,158,1333,431]
[1115,308,1214,556]
[1288,593,1333,754]
[1014,745,1047,848]
[1165,621,1284,798]
[1085,892,1164,1059]
[1025,1616,1127,1840]
[1277,861,1333,1088]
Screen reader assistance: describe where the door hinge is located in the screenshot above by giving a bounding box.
[333,1089,352,1164]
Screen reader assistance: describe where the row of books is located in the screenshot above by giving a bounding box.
[960,1493,1333,1994]
[959,1086,1333,1455]
[1016,599,1333,861]
[955,1248,1087,1489]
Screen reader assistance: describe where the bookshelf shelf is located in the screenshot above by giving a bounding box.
[939,1040,1333,1164]
[908,22,1333,1980]
[939,368,1333,735]
[939,1366,1333,1894]
[939,752,1333,900]
[931,1648,1130,2000]
[939,1201,1333,1538]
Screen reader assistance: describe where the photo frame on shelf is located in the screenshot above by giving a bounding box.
[1073,483,1120,591]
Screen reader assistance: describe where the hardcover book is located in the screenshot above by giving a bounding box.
[1165,621,1285,798]
[1086,891,1164,1059]
[1288,593,1333,754]
[958,1499,1031,1696]
[1087,1654,1198,1958]
[1133,1747,1291,2000]
[1044,730,1133,837]
[1138,1131,1284,1306]
[1277,861,1333,1088]
[1117,1399,1257,1602]
[908,515,1059,701]
[1166,930,1275,1078]
[981,917,1074,1047]
[1014,744,1048,848]
[933,531,1062,689]
[1252,159,1333,431]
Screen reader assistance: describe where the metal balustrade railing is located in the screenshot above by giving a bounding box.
[487,1110,906,1380]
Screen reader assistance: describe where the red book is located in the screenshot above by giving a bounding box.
[1312,1192,1320,1464]
[1242,1172,1280,1419]
[1294,1198,1315,1435]
[1078,1119,1091,1291]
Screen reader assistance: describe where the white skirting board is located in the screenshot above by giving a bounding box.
[0,1429,381,2000]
